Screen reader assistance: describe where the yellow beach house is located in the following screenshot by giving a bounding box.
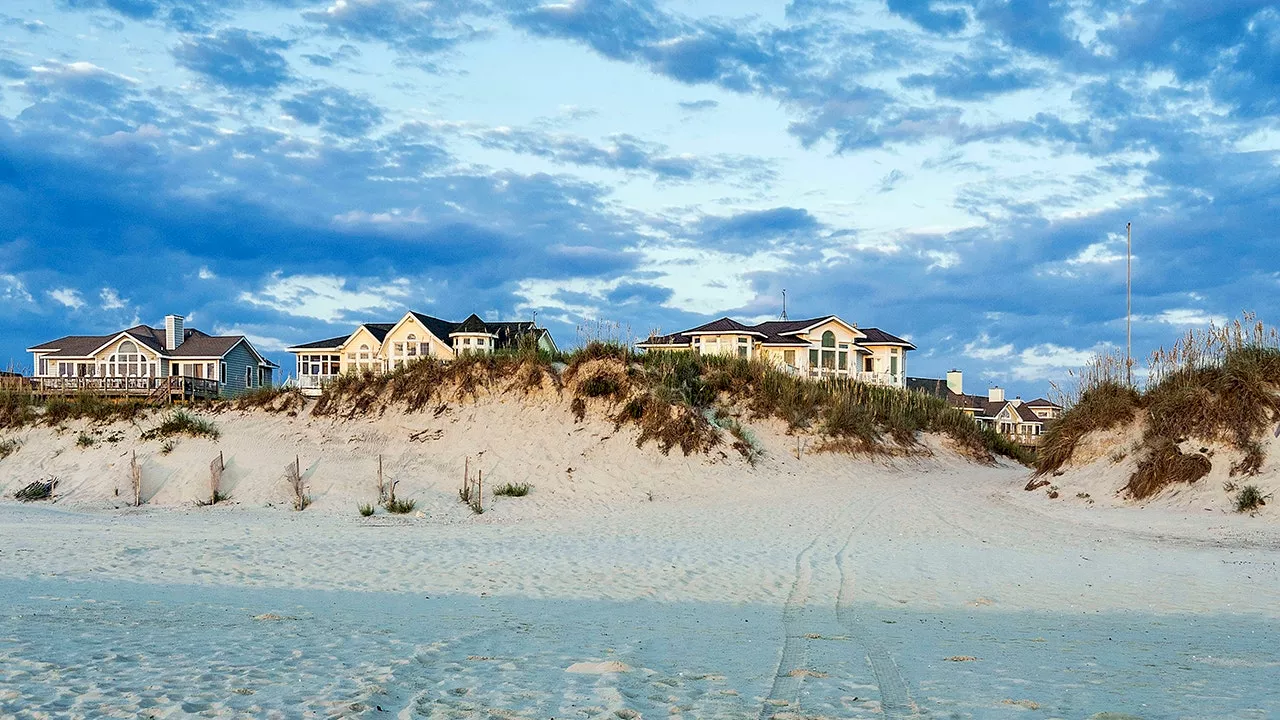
[287,311,557,395]
[635,315,915,387]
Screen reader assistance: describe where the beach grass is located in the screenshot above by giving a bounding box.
[141,410,220,441]
[1038,313,1280,499]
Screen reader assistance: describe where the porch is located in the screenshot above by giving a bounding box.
[32,376,221,402]
[295,374,338,397]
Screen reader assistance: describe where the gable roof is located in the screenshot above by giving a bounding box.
[452,313,492,334]
[29,325,275,365]
[684,317,765,336]
[288,335,350,351]
[408,312,458,344]
[1023,397,1063,409]
[857,327,916,349]
[1014,404,1045,423]
[636,331,692,347]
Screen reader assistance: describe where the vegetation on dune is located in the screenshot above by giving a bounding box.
[141,410,220,441]
[1039,313,1280,500]
[1,390,152,430]
[310,339,1029,464]
[493,482,532,497]
[0,437,18,460]
[225,386,307,414]
[1235,485,1268,513]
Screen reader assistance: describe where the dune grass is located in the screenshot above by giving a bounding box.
[141,410,220,441]
[228,386,307,414]
[1235,485,1267,513]
[1038,313,1280,499]
[1,389,153,430]
[385,497,416,514]
[493,482,532,497]
[310,340,1028,464]
[0,437,19,460]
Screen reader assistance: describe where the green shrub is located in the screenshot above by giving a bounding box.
[75,432,97,448]
[141,410,220,441]
[385,497,416,514]
[358,503,376,517]
[197,490,231,506]
[493,482,531,497]
[1236,485,1268,513]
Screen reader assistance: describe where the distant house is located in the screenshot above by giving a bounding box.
[28,315,278,401]
[906,370,1063,446]
[636,315,914,387]
[287,311,557,396]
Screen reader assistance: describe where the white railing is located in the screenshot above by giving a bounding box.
[801,367,900,386]
[296,375,338,391]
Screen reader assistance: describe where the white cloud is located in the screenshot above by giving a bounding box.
[963,333,1014,361]
[49,288,85,310]
[1067,240,1126,265]
[198,266,217,280]
[214,326,289,352]
[100,287,127,310]
[1,275,34,304]
[1144,308,1227,327]
[1009,343,1107,381]
[239,272,411,322]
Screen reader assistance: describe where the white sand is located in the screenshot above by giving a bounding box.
[0,397,1278,717]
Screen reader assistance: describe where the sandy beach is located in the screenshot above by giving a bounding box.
[0,403,1278,718]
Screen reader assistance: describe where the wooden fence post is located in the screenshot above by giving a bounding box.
[209,451,224,505]
[131,450,142,507]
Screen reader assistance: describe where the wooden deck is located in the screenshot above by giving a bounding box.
[31,376,220,402]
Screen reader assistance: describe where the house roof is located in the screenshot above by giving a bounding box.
[684,317,765,336]
[362,323,396,343]
[1023,397,1063,409]
[408,312,458,344]
[906,376,990,413]
[754,318,827,345]
[1014,404,1045,423]
[29,325,275,366]
[452,313,492,334]
[289,335,350,351]
[636,331,692,347]
[857,327,916,349]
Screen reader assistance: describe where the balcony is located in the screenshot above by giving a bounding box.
[295,374,339,396]
[32,375,220,401]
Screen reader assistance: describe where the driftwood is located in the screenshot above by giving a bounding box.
[131,451,142,506]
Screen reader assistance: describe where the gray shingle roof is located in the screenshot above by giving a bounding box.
[29,325,274,365]
[857,327,916,349]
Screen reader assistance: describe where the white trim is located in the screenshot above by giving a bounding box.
[683,330,767,338]
[778,316,866,339]
[382,312,451,351]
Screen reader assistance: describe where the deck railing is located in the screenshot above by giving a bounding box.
[32,376,220,400]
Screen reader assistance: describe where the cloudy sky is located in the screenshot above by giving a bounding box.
[1,0,1277,397]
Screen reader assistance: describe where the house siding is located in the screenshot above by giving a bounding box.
[218,341,266,398]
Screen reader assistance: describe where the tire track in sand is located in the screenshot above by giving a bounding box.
[759,493,917,720]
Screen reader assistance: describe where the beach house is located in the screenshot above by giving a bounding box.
[27,316,278,401]
[287,311,557,395]
[635,315,915,387]
[906,370,1063,446]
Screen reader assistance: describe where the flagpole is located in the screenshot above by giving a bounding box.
[1126,221,1132,387]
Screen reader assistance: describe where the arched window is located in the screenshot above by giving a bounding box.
[821,331,835,348]
[119,340,137,354]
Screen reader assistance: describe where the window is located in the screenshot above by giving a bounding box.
[220,363,227,383]
[246,366,253,388]
[838,351,847,370]
[394,342,404,355]
[890,355,899,377]
[172,363,181,377]
[737,344,748,359]
[463,338,471,345]
[406,334,417,356]
[420,343,430,357]
[821,331,835,348]
[359,344,370,360]
[38,358,47,376]
[864,357,874,372]
[809,348,819,366]
[119,340,137,354]
[783,350,795,366]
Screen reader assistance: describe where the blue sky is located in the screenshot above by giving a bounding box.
[2,0,1278,398]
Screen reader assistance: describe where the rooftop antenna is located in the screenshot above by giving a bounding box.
[780,289,788,320]
[1126,221,1132,387]
[532,309,538,328]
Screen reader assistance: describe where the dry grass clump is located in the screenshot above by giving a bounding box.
[1040,313,1280,499]
[230,386,307,414]
[0,437,18,460]
[1125,437,1212,499]
[1037,381,1140,475]
[313,353,557,418]
[141,410,220,441]
[1235,485,1268,513]
[0,389,37,429]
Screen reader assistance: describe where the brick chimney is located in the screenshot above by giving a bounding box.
[988,386,1005,403]
[945,369,963,395]
[165,315,184,351]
